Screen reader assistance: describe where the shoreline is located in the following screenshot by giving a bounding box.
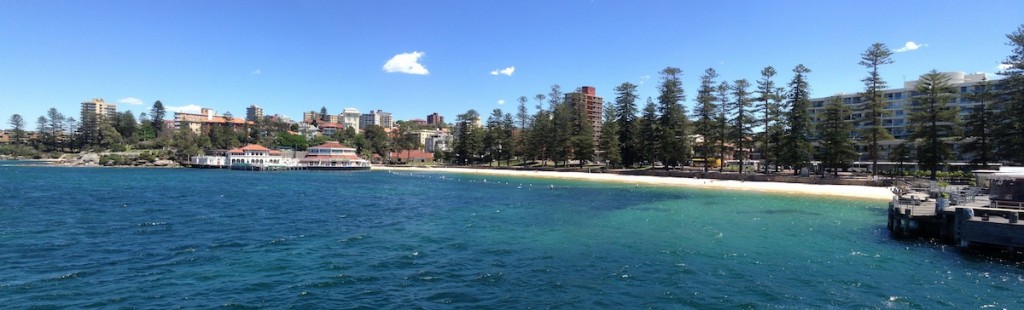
[373,166,895,202]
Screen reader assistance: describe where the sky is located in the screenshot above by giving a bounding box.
[1,0,1021,128]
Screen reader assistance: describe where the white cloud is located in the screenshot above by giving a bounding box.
[497,99,506,105]
[382,51,429,75]
[251,69,261,75]
[166,104,203,114]
[895,41,927,53]
[638,75,651,85]
[490,66,515,76]
[118,97,143,105]
[997,63,1014,71]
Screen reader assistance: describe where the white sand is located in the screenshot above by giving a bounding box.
[373,166,895,202]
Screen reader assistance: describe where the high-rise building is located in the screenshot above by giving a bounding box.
[427,112,444,126]
[564,86,603,144]
[342,108,361,132]
[360,110,394,129]
[80,98,117,133]
[246,104,264,122]
[807,71,999,161]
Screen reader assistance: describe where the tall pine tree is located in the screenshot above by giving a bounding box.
[656,67,689,169]
[818,96,856,176]
[782,64,813,175]
[729,79,754,174]
[908,70,959,180]
[858,43,895,176]
[615,82,640,167]
[994,25,1024,165]
[692,68,719,172]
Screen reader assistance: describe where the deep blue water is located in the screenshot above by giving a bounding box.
[2,162,1023,308]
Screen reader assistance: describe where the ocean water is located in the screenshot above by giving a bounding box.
[1,162,1023,308]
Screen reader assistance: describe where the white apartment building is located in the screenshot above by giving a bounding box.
[341,108,361,132]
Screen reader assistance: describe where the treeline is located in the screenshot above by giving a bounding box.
[4,101,433,162]
[444,25,1024,180]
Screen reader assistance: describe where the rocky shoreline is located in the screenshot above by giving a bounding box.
[3,153,183,168]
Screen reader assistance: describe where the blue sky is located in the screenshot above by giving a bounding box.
[1,0,1021,128]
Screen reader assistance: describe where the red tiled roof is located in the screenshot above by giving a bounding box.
[240,144,271,151]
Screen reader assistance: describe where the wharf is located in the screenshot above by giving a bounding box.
[889,193,1024,249]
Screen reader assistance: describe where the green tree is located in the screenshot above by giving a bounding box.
[363,125,391,161]
[961,78,997,167]
[115,111,138,144]
[9,114,25,144]
[171,127,210,161]
[394,121,423,163]
[994,25,1024,165]
[151,100,166,136]
[484,108,512,166]
[755,66,784,174]
[614,82,640,167]
[782,64,814,175]
[715,81,731,172]
[729,79,754,174]
[638,98,659,167]
[888,141,915,175]
[858,43,895,176]
[570,93,595,168]
[34,115,46,150]
[817,96,856,176]
[908,70,959,180]
[515,96,530,163]
[599,103,622,168]
[453,110,483,165]
[275,132,309,150]
[550,97,573,166]
[528,103,551,166]
[692,68,719,172]
[656,67,690,169]
[46,108,65,151]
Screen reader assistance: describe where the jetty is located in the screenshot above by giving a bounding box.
[889,174,1024,249]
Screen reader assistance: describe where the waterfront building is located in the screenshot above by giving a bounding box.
[341,108,361,132]
[174,108,251,134]
[188,144,300,169]
[564,86,603,144]
[246,105,264,122]
[427,112,444,126]
[807,72,999,161]
[301,141,371,169]
[0,130,10,144]
[360,110,394,129]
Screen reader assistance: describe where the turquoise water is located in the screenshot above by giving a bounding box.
[1,162,1023,308]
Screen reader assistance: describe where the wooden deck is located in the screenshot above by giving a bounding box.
[889,193,1024,249]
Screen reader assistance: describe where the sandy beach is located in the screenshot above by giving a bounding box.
[373,166,895,202]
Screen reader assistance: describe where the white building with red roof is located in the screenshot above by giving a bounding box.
[301,141,371,170]
[187,144,300,170]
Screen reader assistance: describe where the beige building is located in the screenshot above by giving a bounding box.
[80,98,117,129]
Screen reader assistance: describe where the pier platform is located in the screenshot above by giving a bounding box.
[889,193,1024,249]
